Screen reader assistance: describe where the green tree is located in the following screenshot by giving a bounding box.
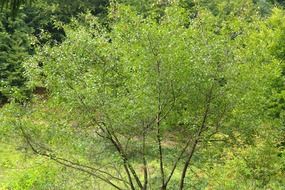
[0,0,110,105]
[0,11,32,105]
[14,3,279,189]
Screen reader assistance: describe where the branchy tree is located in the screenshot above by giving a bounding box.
[12,2,280,189]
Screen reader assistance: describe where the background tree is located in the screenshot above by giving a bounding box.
[0,10,32,105]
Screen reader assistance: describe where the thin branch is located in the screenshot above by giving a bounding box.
[112,164,131,189]
[142,124,148,190]
[163,137,193,187]
[147,33,166,188]
[179,84,214,190]
[18,123,124,190]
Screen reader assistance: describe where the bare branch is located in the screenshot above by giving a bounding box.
[179,84,214,190]
[142,124,148,190]
[18,123,125,190]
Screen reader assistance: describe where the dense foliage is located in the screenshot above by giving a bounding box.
[1,0,285,189]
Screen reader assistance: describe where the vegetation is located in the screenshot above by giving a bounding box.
[0,0,285,189]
